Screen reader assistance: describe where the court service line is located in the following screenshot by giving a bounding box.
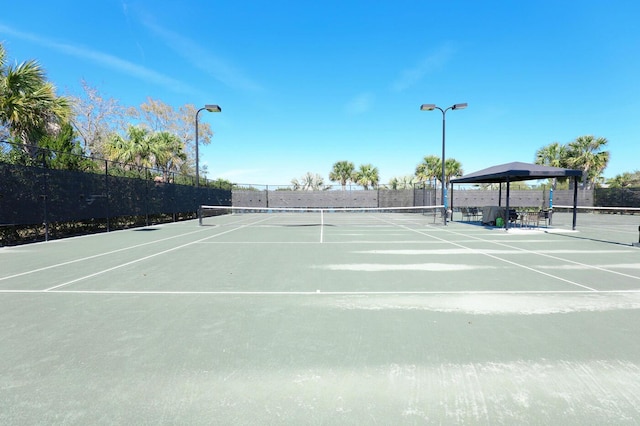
[373,216,598,291]
[42,216,274,292]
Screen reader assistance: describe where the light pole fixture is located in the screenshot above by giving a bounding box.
[420,102,467,225]
[195,104,221,187]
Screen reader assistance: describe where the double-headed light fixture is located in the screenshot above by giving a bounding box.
[420,102,467,225]
[195,104,222,188]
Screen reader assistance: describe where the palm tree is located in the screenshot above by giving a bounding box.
[352,164,379,190]
[535,142,569,189]
[329,160,355,190]
[291,172,327,191]
[415,155,440,186]
[105,125,152,169]
[0,43,71,153]
[106,126,190,179]
[387,175,417,190]
[444,158,463,187]
[535,142,567,167]
[387,177,400,190]
[566,135,609,189]
[416,155,462,187]
[148,131,186,180]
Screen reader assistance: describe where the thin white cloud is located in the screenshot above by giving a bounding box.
[344,92,375,115]
[0,23,197,95]
[140,19,263,93]
[391,43,456,92]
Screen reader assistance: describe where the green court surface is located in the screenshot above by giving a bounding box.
[1,211,640,424]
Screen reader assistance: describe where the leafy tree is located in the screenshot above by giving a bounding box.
[209,178,235,190]
[329,160,355,190]
[352,164,379,190]
[38,122,94,170]
[566,135,609,189]
[129,98,213,173]
[0,139,37,166]
[0,43,71,154]
[69,79,126,158]
[0,123,8,141]
[606,171,640,188]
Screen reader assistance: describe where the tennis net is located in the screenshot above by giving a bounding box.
[198,205,442,227]
[543,205,640,245]
[553,205,640,216]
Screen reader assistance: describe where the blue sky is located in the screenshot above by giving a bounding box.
[2,1,639,186]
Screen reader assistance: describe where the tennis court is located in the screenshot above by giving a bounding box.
[1,207,640,424]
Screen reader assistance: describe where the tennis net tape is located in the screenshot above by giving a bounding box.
[199,205,443,227]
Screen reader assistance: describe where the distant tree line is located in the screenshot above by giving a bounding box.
[0,43,220,186]
[1,42,633,192]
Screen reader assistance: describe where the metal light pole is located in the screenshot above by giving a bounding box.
[195,104,222,188]
[420,102,467,225]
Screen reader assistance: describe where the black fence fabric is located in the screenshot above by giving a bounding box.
[0,162,231,226]
[595,188,640,208]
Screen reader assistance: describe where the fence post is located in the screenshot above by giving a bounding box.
[145,168,149,227]
[43,167,49,242]
[105,160,110,232]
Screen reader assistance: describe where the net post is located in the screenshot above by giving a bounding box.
[198,205,203,226]
[320,209,325,243]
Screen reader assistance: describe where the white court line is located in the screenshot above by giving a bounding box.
[573,223,638,236]
[372,216,599,291]
[439,226,640,282]
[0,216,261,283]
[42,216,274,292]
[0,227,212,282]
[5,214,633,294]
[355,249,636,255]
[197,241,447,244]
[2,289,640,295]
[196,239,563,244]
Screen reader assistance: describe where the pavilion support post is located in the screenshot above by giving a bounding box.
[572,176,578,230]
[449,181,454,221]
[505,178,510,229]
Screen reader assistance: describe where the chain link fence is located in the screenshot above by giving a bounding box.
[0,141,230,245]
